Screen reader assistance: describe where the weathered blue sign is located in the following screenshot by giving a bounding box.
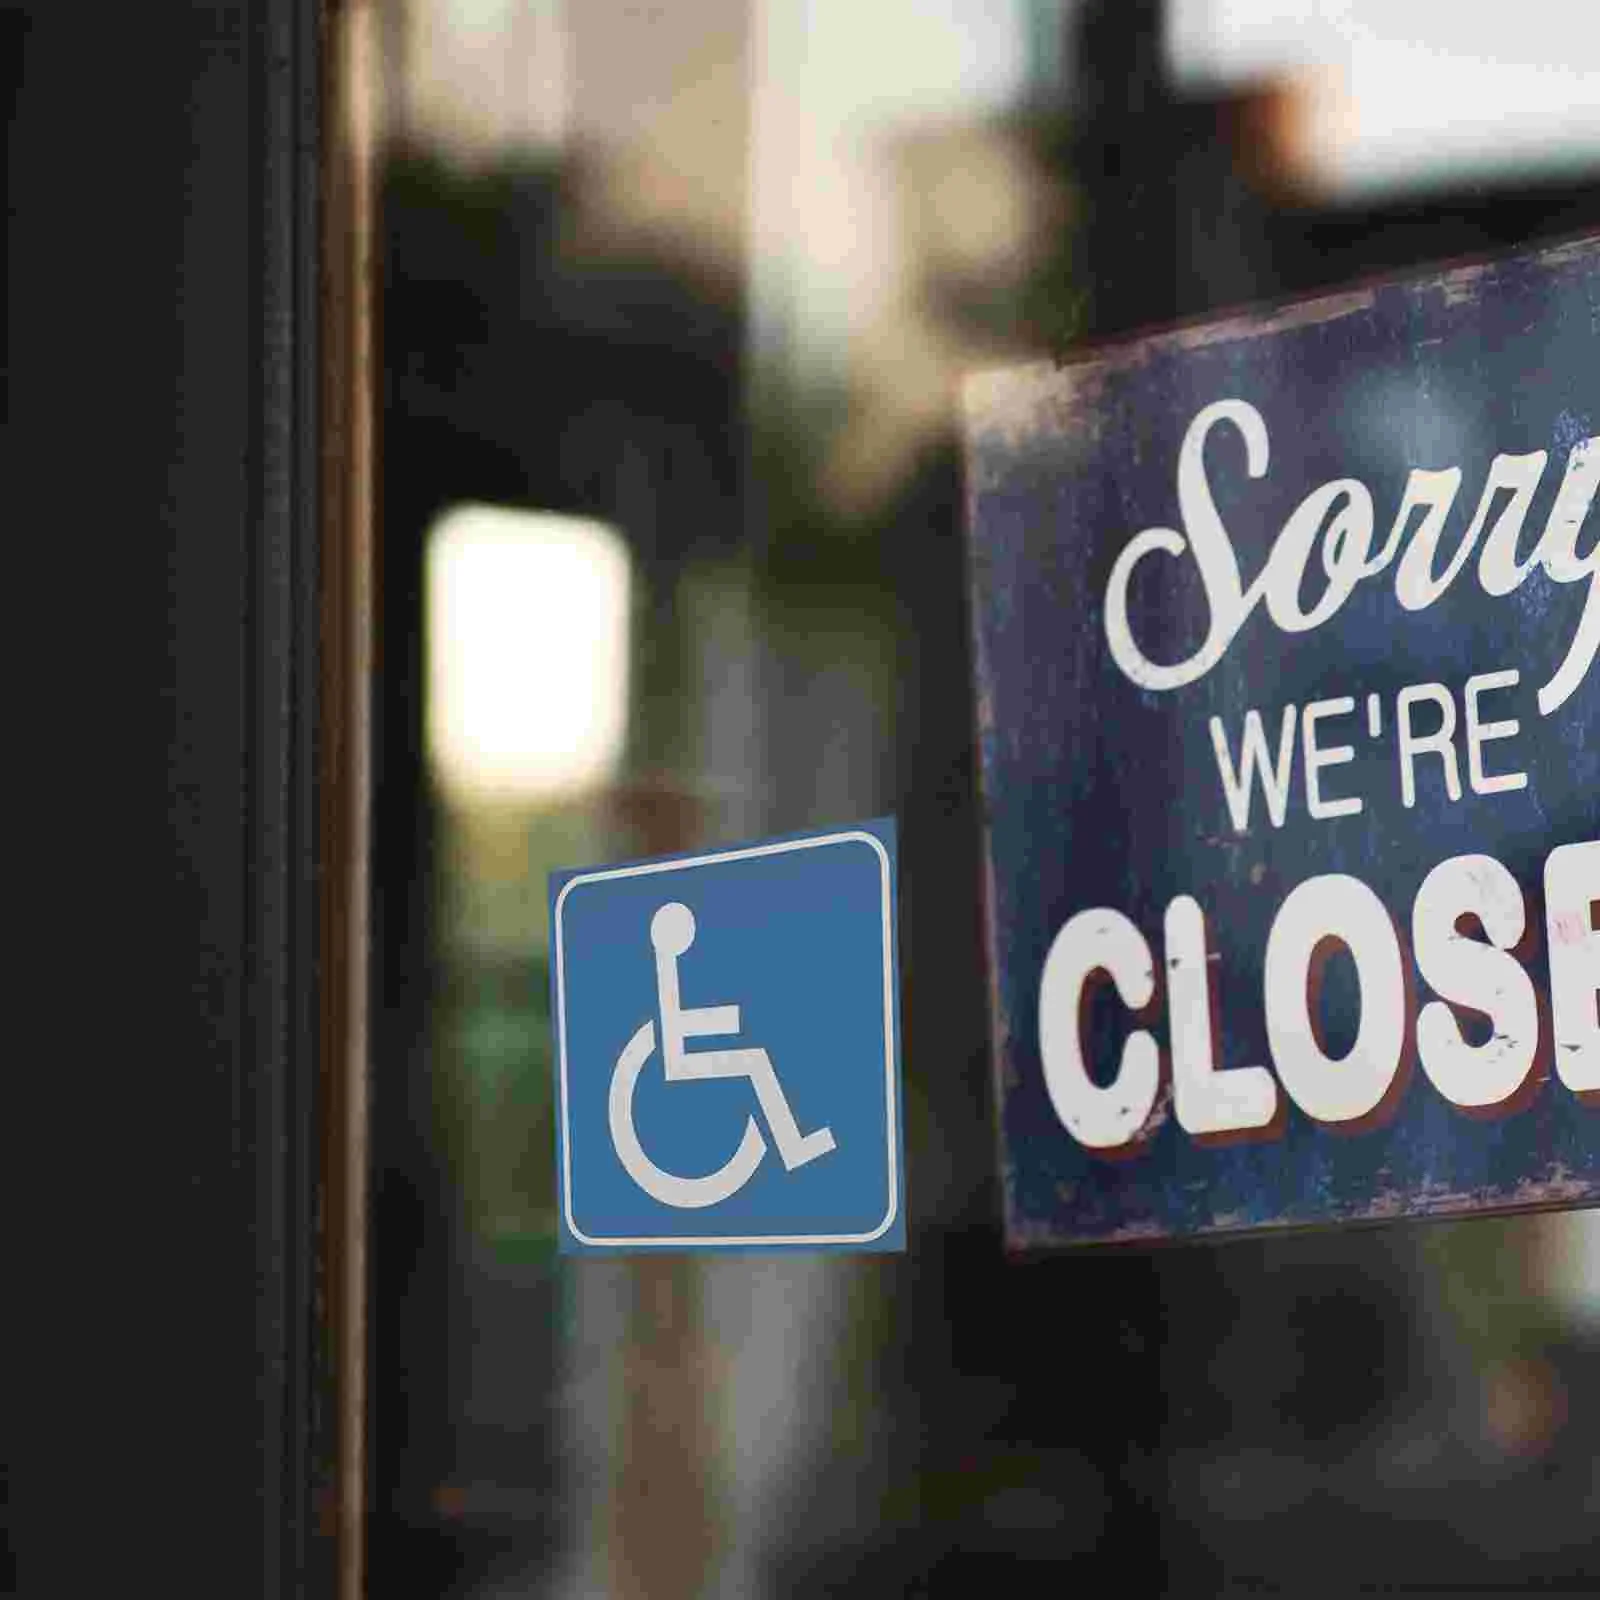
[965,235,1600,1247]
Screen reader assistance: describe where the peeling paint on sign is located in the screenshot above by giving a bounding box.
[965,233,1600,1249]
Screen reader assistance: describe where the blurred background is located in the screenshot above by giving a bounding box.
[368,3,1600,1595]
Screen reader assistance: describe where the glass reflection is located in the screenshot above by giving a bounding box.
[371,4,1600,1597]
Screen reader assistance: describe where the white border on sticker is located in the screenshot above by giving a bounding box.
[553,829,899,1248]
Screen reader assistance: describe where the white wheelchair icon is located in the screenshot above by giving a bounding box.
[609,900,836,1209]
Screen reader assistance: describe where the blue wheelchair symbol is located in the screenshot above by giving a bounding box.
[551,820,905,1253]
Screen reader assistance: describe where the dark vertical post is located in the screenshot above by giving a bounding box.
[1073,0,1180,338]
[5,3,341,1594]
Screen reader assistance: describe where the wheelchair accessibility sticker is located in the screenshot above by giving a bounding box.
[550,819,904,1253]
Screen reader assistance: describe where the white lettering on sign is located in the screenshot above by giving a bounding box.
[1165,895,1280,1137]
[1463,669,1528,797]
[1208,705,1296,832]
[1205,668,1531,835]
[1103,399,1600,716]
[1037,908,1159,1151]
[1264,874,1408,1126]
[1411,853,1538,1110]
[1396,682,1462,809]
[1036,839,1600,1154]
[1301,696,1362,821]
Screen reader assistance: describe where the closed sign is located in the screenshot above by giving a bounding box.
[966,235,1599,1247]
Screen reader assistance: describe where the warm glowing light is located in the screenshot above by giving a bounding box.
[426,505,630,807]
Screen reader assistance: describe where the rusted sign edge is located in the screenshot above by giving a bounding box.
[1003,1166,1600,1255]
